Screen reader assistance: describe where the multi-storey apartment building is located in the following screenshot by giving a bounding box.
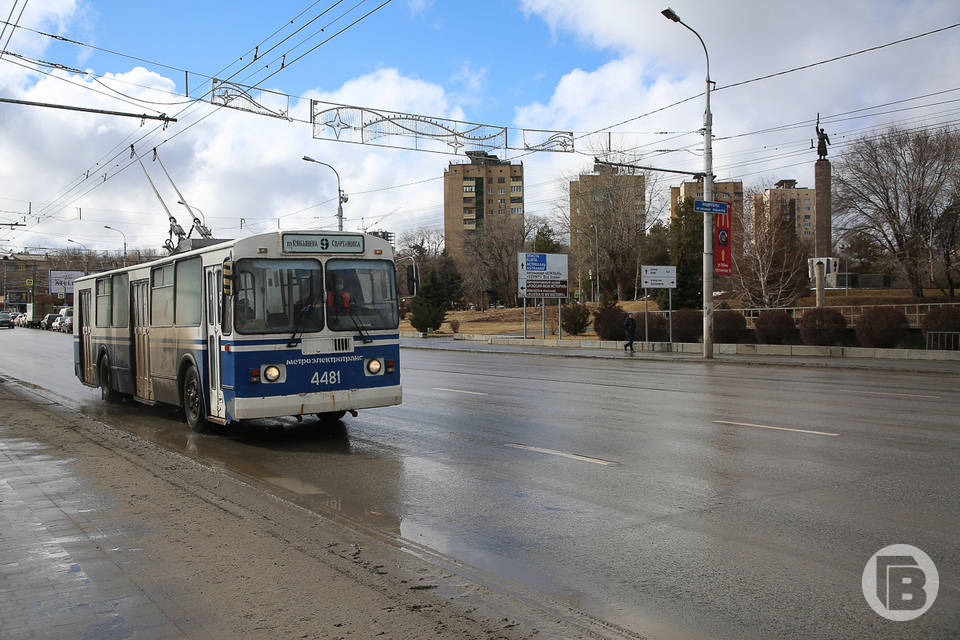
[752,179,816,247]
[442,151,524,265]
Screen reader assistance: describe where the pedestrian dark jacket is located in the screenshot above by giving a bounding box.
[624,314,637,338]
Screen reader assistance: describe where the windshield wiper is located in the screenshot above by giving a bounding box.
[346,304,373,344]
[287,290,325,348]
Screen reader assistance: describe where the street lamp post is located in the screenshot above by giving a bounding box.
[103,225,127,267]
[662,7,715,359]
[66,238,89,274]
[302,155,348,231]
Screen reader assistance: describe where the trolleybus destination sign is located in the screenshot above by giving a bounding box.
[282,233,365,253]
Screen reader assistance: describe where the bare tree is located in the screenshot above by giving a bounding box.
[732,186,809,308]
[397,227,445,264]
[462,214,538,306]
[568,164,651,301]
[834,126,959,297]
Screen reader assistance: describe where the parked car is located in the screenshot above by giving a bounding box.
[51,316,63,331]
[0,312,13,329]
[40,313,59,330]
[60,316,74,333]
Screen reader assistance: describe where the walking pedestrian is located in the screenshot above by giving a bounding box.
[624,312,637,353]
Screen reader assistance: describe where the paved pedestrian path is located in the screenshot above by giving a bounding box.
[400,336,960,375]
[0,426,195,639]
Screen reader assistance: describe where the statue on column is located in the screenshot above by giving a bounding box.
[815,113,830,160]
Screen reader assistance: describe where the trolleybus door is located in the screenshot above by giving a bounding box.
[205,265,225,421]
[79,289,96,385]
[131,279,153,401]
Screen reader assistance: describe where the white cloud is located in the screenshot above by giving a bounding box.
[515,0,960,194]
[0,63,460,252]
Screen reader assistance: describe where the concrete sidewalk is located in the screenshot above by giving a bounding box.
[0,379,589,640]
[400,336,960,375]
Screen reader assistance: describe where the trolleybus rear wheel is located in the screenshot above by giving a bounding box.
[99,357,118,404]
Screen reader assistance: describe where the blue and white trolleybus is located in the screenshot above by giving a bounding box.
[72,230,401,431]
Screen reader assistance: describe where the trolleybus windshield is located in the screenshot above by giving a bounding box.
[325,259,398,331]
[234,258,325,334]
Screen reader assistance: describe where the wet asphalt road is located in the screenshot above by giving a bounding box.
[1,328,958,639]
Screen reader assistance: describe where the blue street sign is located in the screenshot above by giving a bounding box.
[524,253,547,271]
[693,200,729,214]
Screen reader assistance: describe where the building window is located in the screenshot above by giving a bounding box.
[464,208,473,215]
[487,187,493,194]
[511,174,522,181]
[511,185,522,193]
[487,199,493,205]
[804,214,811,219]
[498,198,505,205]
[510,197,522,203]
[497,177,505,183]
[463,185,475,193]
[498,187,505,194]
[463,197,474,204]
[511,206,522,215]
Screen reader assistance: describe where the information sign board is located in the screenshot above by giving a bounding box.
[517,252,568,299]
[641,265,676,289]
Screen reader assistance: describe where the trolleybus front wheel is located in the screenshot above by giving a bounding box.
[182,366,209,433]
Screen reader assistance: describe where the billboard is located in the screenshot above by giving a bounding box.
[713,205,732,277]
[49,270,85,295]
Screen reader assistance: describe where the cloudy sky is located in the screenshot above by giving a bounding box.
[1,0,958,253]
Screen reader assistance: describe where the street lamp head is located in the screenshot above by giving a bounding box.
[302,155,315,162]
[661,7,681,22]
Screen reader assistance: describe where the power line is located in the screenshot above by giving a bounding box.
[5,0,387,241]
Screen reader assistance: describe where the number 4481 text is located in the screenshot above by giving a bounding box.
[310,370,341,385]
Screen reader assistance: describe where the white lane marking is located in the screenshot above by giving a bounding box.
[713,420,839,437]
[505,443,618,466]
[840,389,940,400]
[433,387,488,396]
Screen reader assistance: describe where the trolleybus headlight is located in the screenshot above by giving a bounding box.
[365,358,383,375]
[263,365,281,382]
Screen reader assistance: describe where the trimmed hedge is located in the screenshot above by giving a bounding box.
[713,310,746,344]
[922,307,960,334]
[593,305,626,341]
[754,310,795,344]
[856,308,908,348]
[672,309,702,343]
[636,312,669,342]
[561,302,591,336]
[799,308,847,346]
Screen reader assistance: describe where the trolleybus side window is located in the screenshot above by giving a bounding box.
[234,258,324,334]
[112,273,129,327]
[175,257,202,326]
[325,259,398,331]
[151,265,174,326]
[95,277,111,327]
